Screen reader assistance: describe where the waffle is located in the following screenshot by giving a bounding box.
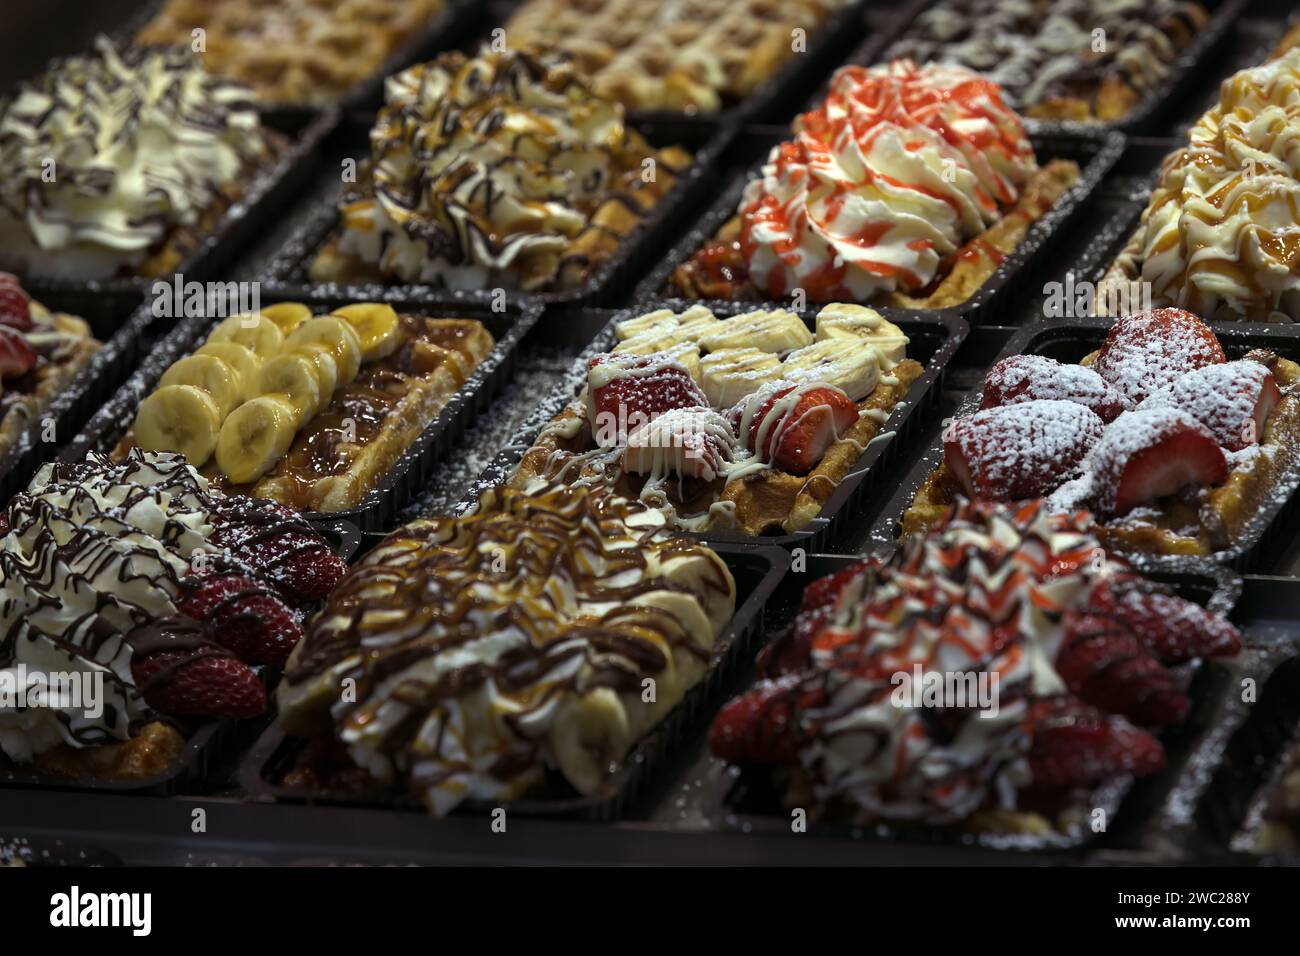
[25,722,185,780]
[307,47,691,293]
[1097,43,1300,322]
[510,303,920,536]
[504,0,851,113]
[116,303,493,513]
[903,328,1300,557]
[0,297,101,461]
[884,0,1207,123]
[670,60,1080,307]
[135,0,446,105]
[275,482,737,816]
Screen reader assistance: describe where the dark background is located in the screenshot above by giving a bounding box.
[1,0,142,93]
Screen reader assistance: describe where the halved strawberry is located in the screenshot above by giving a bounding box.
[1057,611,1190,726]
[1024,698,1165,792]
[131,646,266,719]
[1092,308,1225,407]
[1088,573,1242,663]
[707,673,825,764]
[0,274,32,332]
[622,407,734,480]
[944,399,1104,501]
[1085,407,1227,517]
[1147,359,1281,450]
[0,326,36,380]
[586,353,707,447]
[982,354,1124,422]
[178,573,304,667]
[742,383,859,474]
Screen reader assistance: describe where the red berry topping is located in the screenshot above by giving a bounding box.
[707,673,823,765]
[131,650,266,719]
[1145,359,1281,451]
[1088,573,1242,664]
[587,353,707,447]
[1024,699,1165,792]
[944,399,1104,501]
[207,495,347,605]
[0,274,32,333]
[1092,308,1225,407]
[801,559,876,612]
[1085,407,1227,517]
[983,354,1124,422]
[178,573,304,667]
[742,383,860,474]
[0,326,37,380]
[1057,611,1190,726]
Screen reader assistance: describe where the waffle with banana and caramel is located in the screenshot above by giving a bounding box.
[117,302,493,513]
[670,60,1080,309]
[503,0,851,114]
[0,450,346,779]
[885,0,1208,123]
[135,0,446,105]
[712,500,1240,834]
[510,303,919,536]
[904,309,1300,556]
[275,481,737,816]
[308,47,691,293]
[0,274,100,461]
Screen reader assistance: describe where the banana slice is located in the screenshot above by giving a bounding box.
[257,354,323,426]
[699,310,813,354]
[134,384,221,466]
[290,344,339,401]
[259,302,313,335]
[331,303,402,362]
[700,348,784,406]
[815,303,909,364]
[207,314,284,357]
[287,316,362,384]
[158,354,241,419]
[216,395,299,485]
[614,308,677,341]
[196,342,263,401]
[779,339,881,402]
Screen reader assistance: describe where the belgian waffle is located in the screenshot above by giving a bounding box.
[136,0,446,105]
[275,482,737,816]
[510,303,920,536]
[903,313,1300,557]
[885,0,1208,123]
[116,302,493,513]
[504,0,851,113]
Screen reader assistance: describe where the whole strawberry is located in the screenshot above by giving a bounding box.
[131,649,266,719]
[178,573,304,667]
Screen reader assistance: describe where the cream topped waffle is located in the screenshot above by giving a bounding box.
[135,0,447,105]
[0,450,346,779]
[905,309,1300,556]
[671,59,1080,307]
[0,273,99,461]
[711,500,1241,832]
[275,482,737,816]
[503,0,851,113]
[0,37,278,281]
[1099,45,1300,322]
[510,303,920,536]
[117,302,493,513]
[885,0,1208,123]
[308,47,691,293]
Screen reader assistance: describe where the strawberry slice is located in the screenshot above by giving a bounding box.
[587,353,707,448]
[131,647,266,719]
[0,274,32,332]
[801,559,876,611]
[741,383,859,474]
[1092,308,1225,407]
[207,495,347,605]
[178,573,305,667]
[707,673,825,764]
[1088,573,1242,663]
[1025,699,1165,792]
[1146,359,1281,451]
[622,407,734,480]
[1085,407,1227,517]
[944,399,1104,501]
[1057,611,1189,726]
[982,354,1124,422]
[0,326,36,380]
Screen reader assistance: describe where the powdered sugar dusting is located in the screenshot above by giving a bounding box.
[1091,310,1225,407]
[949,399,1104,499]
[984,354,1123,421]
[1141,360,1273,450]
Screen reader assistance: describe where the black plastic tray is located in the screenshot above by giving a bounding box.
[58,292,543,533]
[713,552,1244,855]
[239,544,788,822]
[7,108,338,330]
[261,114,736,309]
[634,129,1125,327]
[866,316,1300,572]
[838,0,1244,137]
[458,304,967,552]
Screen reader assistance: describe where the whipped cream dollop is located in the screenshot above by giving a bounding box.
[738,59,1038,301]
[1137,47,1300,321]
[0,451,217,762]
[0,37,269,281]
[335,47,648,291]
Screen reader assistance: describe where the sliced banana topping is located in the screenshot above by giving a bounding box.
[259,302,313,335]
[779,339,881,402]
[700,347,783,406]
[158,354,241,418]
[216,396,300,485]
[291,344,340,400]
[196,342,263,402]
[208,314,285,357]
[699,309,813,354]
[134,384,221,466]
[815,303,908,365]
[287,316,363,384]
[332,303,401,362]
[257,354,323,426]
[614,308,677,341]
